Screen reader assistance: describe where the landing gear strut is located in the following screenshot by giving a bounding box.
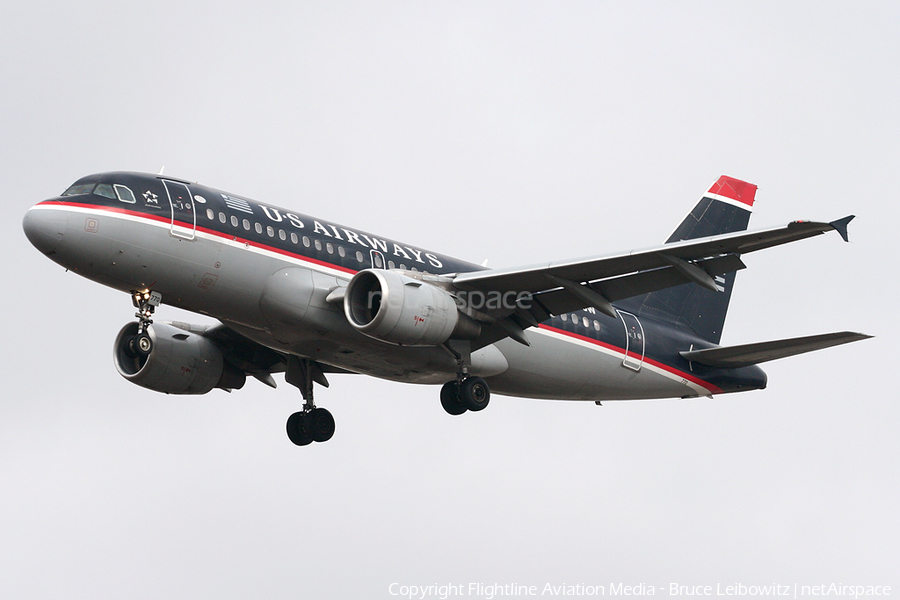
[440,341,491,415]
[285,356,335,446]
[125,290,161,357]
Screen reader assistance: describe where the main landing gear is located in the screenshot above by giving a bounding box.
[440,376,490,415]
[439,341,491,416]
[124,290,161,358]
[285,356,335,446]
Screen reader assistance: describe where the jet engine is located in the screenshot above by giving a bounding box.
[114,321,246,394]
[343,269,479,346]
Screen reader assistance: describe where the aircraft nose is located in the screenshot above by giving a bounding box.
[23,205,67,255]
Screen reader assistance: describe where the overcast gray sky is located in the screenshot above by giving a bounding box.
[2,1,897,598]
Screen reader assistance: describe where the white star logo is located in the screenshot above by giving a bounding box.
[143,190,158,204]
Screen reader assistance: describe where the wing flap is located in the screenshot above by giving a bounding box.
[533,254,746,317]
[679,331,872,368]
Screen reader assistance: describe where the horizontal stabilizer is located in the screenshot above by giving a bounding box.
[680,331,872,368]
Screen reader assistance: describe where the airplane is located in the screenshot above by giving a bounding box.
[22,172,870,446]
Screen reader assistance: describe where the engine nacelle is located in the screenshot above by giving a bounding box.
[114,322,246,394]
[343,269,478,346]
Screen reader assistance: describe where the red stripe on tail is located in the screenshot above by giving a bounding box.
[708,176,757,207]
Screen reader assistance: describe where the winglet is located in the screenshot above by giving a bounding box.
[829,215,855,242]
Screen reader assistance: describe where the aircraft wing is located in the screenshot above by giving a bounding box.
[451,217,853,324]
[201,323,355,389]
[453,215,853,314]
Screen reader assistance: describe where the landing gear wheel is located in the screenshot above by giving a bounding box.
[458,376,490,412]
[440,381,467,415]
[134,332,153,357]
[286,412,313,446]
[307,408,335,442]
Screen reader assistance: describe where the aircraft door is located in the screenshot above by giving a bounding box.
[617,310,645,371]
[163,180,196,240]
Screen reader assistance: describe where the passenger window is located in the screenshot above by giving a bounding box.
[231,215,239,227]
[326,242,334,254]
[356,251,363,262]
[583,317,589,328]
[266,226,275,237]
[314,239,322,251]
[219,212,227,224]
[255,223,262,234]
[243,219,251,230]
[561,314,568,322]
[114,184,136,203]
[290,233,298,244]
[302,236,311,248]
[207,209,215,221]
[93,184,115,199]
[338,246,346,258]
[593,320,600,331]
[279,229,286,241]
[388,260,395,269]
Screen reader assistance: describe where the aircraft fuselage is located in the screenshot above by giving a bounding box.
[23,171,767,403]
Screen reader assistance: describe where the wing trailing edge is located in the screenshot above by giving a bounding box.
[679,331,872,368]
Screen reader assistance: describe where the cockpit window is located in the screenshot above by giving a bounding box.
[62,183,95,196]
[94,184,116,199]
[114,184,136,204]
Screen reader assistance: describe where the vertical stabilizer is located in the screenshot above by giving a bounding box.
[617,176,757,344]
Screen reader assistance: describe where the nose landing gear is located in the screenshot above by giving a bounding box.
[124,290,161,358]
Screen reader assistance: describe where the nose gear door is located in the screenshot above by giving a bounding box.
[163,180,196,240]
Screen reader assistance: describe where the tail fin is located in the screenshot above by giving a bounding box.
[617,176,757,344]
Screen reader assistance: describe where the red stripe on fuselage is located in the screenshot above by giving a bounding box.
[42,200,358,275]
[536,324,722,394]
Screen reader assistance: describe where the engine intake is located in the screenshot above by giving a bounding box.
[343,269,478,346]
[114,322,246,394]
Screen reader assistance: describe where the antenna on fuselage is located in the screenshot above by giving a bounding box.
[157,165,165,175]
